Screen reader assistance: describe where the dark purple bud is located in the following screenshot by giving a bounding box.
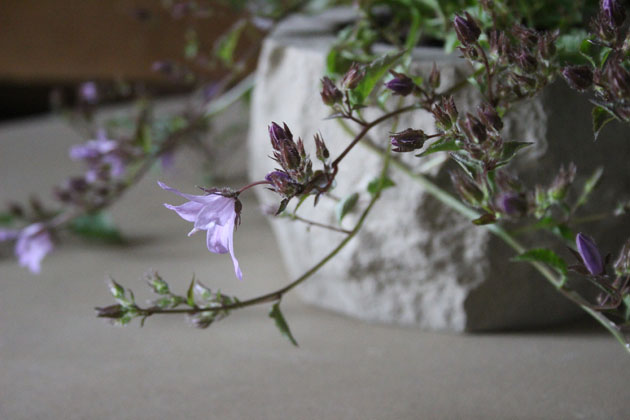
[463,114,487,143]
[95,304,126,319]
[450,171,484,206]
[429,63,440,89]
[320,77,343,105]
[390,129,428,152]
[602,0,626,28]
[516,50,537,73]
[314,133,329,161]
[69,176,89,193]
[385,70,416,96]
[576,233,605,275]
[342,63,365,90]
[607,61,630,96]
[265,170,298,196]
[454,12,481,46]
[538,31,558,60]
[478,104,503,131]
[512,25,539,46]
[268,122,288,149]
[496,192,528,217]
[562,66,593,91]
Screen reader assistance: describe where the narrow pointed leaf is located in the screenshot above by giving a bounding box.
[269,302,298,347]
[336,192,359,223]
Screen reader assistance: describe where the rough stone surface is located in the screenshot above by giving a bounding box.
[247,9,630,331]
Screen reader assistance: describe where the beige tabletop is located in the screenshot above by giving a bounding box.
[1,114,629,420]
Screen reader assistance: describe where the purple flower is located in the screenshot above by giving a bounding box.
[69,129,118,161]
[576,233,605,275]
[0,228,19,242]
[15,223,54,274]
[158,181,242,281]
[385,71,416,96]
[79,82,98,104]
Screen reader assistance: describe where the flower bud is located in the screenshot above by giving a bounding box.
[516,50,537,73]
[385,70,416,96]
[314,133,329,161]
[432,104,452,131]
[562,66,593,91]
[463,114,487,143]
[390,129,427,152]
[78,82,98,104]
[496,192,528,217]
[613,240,630,276]
[265,170,298,197]
[454,12,481,46]
[549,163,576,201]
[576,233,605,275]
[450,171,484,206]
[429,63,440,89]
[342,63,365,90]
[602,0,626,28]
[320,77,342,105]
[478,104,503,131]
[95,304,126,319]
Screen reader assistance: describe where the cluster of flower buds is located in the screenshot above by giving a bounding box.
[266,122,333,210]
[432,96,459,132]
[54,130,139,208]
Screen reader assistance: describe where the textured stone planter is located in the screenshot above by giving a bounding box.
[248,9,630,331]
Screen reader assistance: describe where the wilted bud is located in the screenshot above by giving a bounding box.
[342,63,365,90]
[463,114,487,143]
[478,104,503,131]
[538,31,558,60]
[450,171,484,206]
[602,0,626,28]
[265,170,298,197]
[516,50,537,73]
[320,77,342,105]
[454,12,481,46]
[385,70,416,96]
[390,129,427,152]
[314,133,329,161]
[432,104,452,131]
[613,240,630,275]
[443,96,458,122]
[607,61,630,96]
[576,233,605,275]
[549,163,576,200]
[429,63,441,89]
[512,25,539,47]
[496,192,528,217]
[95,304,126,319]
[562,66,593,91]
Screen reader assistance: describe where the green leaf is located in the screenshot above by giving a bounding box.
[416,140,459,157]
[449,152,479,179]
[367,176,395,196]
[69,212,124,244]
[575,166,603,209]
[187,277,196,307]
[335,192,359,223]
[404,7,422,51]
[513,248,568,278]
[500,142,533,161]
[579,38,598,67]
[269,302,298,347]
[215,20,246,67]
[348,51,404,105]
[592,106,615,140]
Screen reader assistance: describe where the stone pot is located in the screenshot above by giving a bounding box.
[247,9,630,331]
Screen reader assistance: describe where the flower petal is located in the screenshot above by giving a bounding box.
[158,181,224,205]
[194,197,234,230]
[206,217,242,280]
[164,201,204,223]
[15,224,54,274]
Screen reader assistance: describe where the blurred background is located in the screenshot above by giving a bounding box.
[0,0,246,121]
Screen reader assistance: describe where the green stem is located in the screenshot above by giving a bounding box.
[350,128,630,353]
